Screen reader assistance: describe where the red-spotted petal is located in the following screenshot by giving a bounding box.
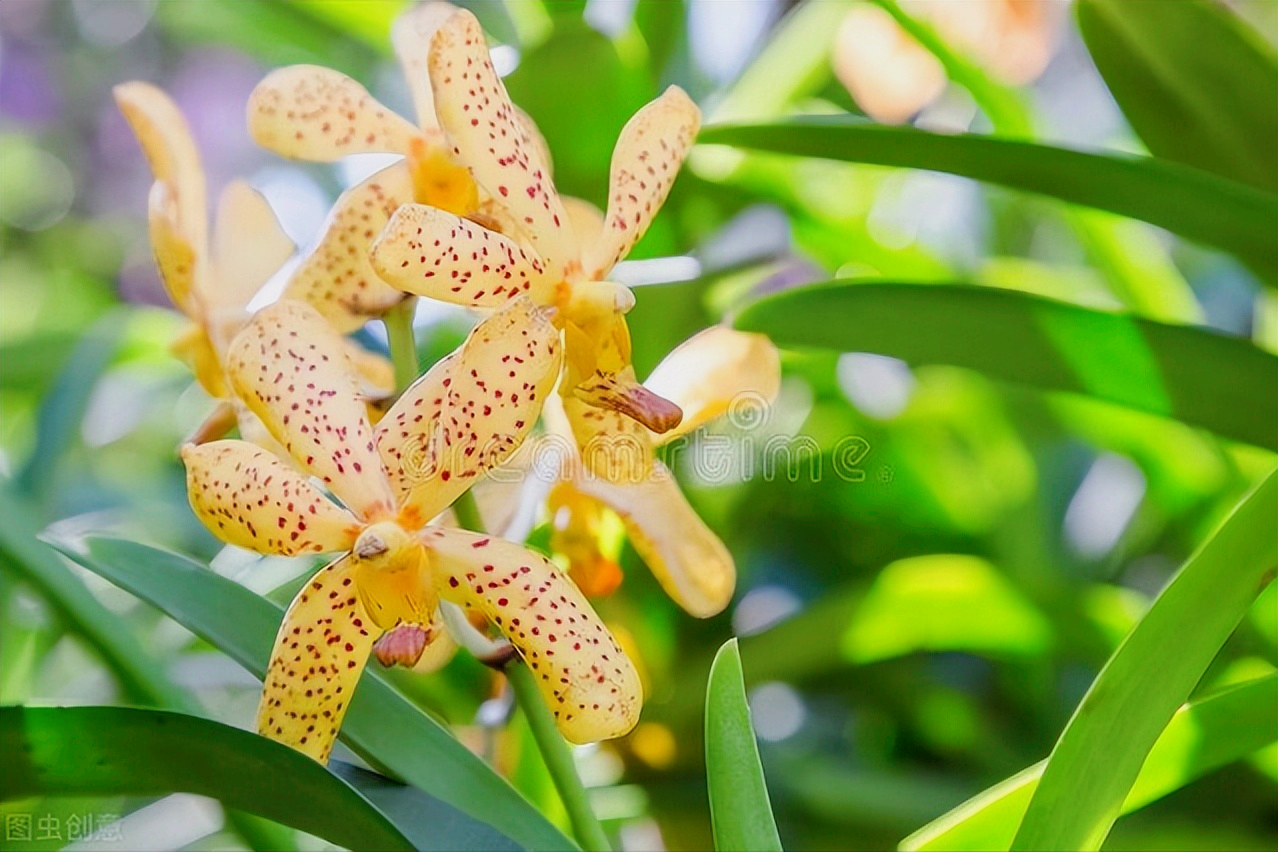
[582,86,700,279]
[181,440,361,556]
[247,65,419,161]
[423,526,642,743]
[284,162,413,333]
[371,204,554,308]
[428,9,575,274]
[257,554,377,763]
[377,298,560,524]
[392,2,459,129]
[226,300,396,521]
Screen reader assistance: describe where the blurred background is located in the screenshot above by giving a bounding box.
[2,1,1276,850]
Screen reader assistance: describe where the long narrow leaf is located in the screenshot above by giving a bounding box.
[1077,0,1278,193]
[902,673,1278,850]
[53,535,576,852]
[698,120,1278,278]
[733,282,1278,451]
[1012,469,1278,850]
[1,706,422,851]
[706,639,784,852]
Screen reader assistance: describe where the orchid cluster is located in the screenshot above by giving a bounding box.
[119,3,778,764]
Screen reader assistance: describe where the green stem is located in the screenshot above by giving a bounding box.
[451,490,485,533]
[505,661,611,852]
[384,297,420,393]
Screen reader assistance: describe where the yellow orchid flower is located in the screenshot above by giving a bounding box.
[114,81,394,441]
[244,3,547,332]
[369,8,702,461]
[181,297,641,762]
[491,327,780,618]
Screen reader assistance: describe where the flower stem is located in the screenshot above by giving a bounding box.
[451,489,486,533]
[384,297,419,393]
[505,660,612,852]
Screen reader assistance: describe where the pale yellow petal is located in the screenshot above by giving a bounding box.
[257,555,377,764]
[209,180,294,314]
[169,322,226,398]
[377,298,561,524]
[284,163,413,333]
[575,462,734,618]
[114,81,207,251]
[227,300,396,521]
[344,340,395,399]
[181,440,362,556]
[582,86,700,279]
[832,6,946,125]
[247,65,419,160]
[644,327,780,444]
[371,204,554,307]
[561,196,604,254]
[428,10,576,274]
[392,2,459,129]
[147,181,200,315]
[424,527,642,743]
[561,392,656,484]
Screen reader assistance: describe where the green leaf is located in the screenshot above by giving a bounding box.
[0,487,184,708]
[698,119,1278,277]
[0,705,489,852]
[1077,0,1278,193]
[705,639,783,852]
[902,673,1278,850]
[733,282,1278,452]
[53,535,576,852]
[1011,469,1278,850]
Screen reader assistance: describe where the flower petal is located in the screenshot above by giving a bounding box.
[572,366,683,436]
[284,163,412,333]
[423,527,642,743]
[643,327,781,444]
[582,86,700,279]
[392,2,459,129]
[428,10,576,274]
[181,440,361,556]
[575,462,734,618]
[227,299,396,521]
[371,204,554,308]
[562,196,604,253]
[208,180,294,315]
[147,181,200,315]
[247,65,419,161]
[114,82,207,253]
[257,554,377,764]
[377,298,561,524]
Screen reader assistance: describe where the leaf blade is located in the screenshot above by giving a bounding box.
[1011,469,1278,850]
[733,282,1278,451]
[697,120,1278,278]
[706,639,784,852]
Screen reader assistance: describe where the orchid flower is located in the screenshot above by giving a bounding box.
[493,327,780,618]
[181,297,640,761]
[114,81,392,441]
[244,3,548,332]
[370,8,701,464]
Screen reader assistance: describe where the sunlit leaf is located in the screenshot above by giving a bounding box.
[706,639,783,852]
[699,120,1278,278]
[902,674,1278,850]
[734,282,1278,451]
[1011,468,1278,850]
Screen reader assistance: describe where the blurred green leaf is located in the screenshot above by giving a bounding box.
[903,673,1278,850]
[1011,468,1278,850]
[53,535,575,852]
[1077,0,1278,193]
[706,639,783,852]
[699,120,1278,277]
[0,487,184,708]
[16,314,125,499]
[1,706,423,851]
[733,282,1278,451]
[844,555,1052,663]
